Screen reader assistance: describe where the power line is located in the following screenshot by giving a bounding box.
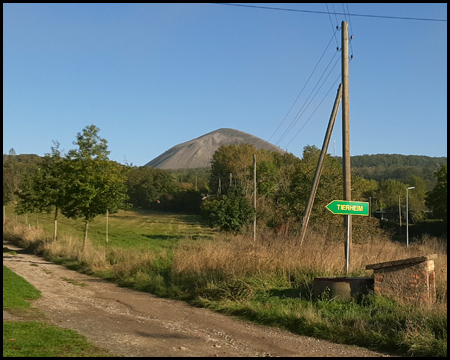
[325,3,339,48]
[284,74,342,149]
[345,3,355,40]
[331,3,340,28]
[268,31,338,143]
[275,51,340,147]
[343,3,354,58]
[212,3,447,22]
[257,3,357,150]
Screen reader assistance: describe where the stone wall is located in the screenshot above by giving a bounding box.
[366,254,437,307]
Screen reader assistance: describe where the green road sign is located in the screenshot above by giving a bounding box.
[326,200,369,216]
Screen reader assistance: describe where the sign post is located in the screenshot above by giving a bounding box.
[326,200,369,216]
[326,200,369,274]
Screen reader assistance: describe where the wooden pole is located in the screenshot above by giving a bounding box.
[53,206,58,242]
[106,209,109,248]
[253,154,256,242]
[83,221,89,252]
[298,84,342,246]
[342,20,352,271]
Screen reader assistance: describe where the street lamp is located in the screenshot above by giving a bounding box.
[406,186,415,247]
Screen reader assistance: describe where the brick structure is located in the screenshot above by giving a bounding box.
[366,254,437,307]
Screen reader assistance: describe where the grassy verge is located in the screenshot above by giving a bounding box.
[3,264,41,309]
[2,264,115,357]
[3,207,447,357]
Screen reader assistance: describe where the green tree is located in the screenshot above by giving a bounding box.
[3,166,17,223]
[209,144,258,195]
[15,142,66,240]
[3,149,46,223]
[66,125,109,161]
[377,179,407,209]
[407,175,428,222]
[264,152,301,234]
[201,186,255,233]
[374,179,406,222]
[426,164,447,223]
[3,167,16,207]
[3,149,20,207]
[126,166,178,209]
[351,177,378,200]
[288,145,343,230]
[61,125,129,251]
[255,159,279,198]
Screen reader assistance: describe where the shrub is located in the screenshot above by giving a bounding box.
[201,186,255,233]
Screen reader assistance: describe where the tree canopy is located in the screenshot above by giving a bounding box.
[426,164,447,223]
[61,125,128,223]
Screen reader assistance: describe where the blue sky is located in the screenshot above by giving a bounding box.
[3,3,447,166]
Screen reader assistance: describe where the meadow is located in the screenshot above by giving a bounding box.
[3,207,447,357]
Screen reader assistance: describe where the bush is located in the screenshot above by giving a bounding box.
[201,186,255,233]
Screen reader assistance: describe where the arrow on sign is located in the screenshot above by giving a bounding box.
[326,200,369,216]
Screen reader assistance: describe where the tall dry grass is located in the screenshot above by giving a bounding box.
[3,221,48,247]
[172,227,447,307]
[173,230,446,276]
[3,218,447,307]
[4,218,446,356]
[3,219,157,284]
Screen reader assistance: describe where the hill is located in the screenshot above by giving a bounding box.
[337,154,447,190]
[145,128,287,169]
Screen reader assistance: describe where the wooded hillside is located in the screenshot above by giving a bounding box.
[335,154,446,190]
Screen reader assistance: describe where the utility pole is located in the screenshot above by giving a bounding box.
[342,21,352,271]
[298,84,342,246]
[253,154,257,242]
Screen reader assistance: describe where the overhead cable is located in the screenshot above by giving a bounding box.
[269,31,338,143]
[212,3,447,22]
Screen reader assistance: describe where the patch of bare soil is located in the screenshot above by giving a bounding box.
[3,240,394,357]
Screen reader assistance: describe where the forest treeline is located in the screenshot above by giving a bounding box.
[335,154,446,189]
[5,152,445,191]
[3,126,447,242]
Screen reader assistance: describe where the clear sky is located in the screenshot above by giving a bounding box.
[3,3,447,166]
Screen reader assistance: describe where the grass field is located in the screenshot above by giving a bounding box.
[2,264,115,357]
[11,208,214,250]
[3,206,447,357]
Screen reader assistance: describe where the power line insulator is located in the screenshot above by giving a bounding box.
[350,35,353,40]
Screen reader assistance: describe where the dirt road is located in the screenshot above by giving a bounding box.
[3,240,393,357]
